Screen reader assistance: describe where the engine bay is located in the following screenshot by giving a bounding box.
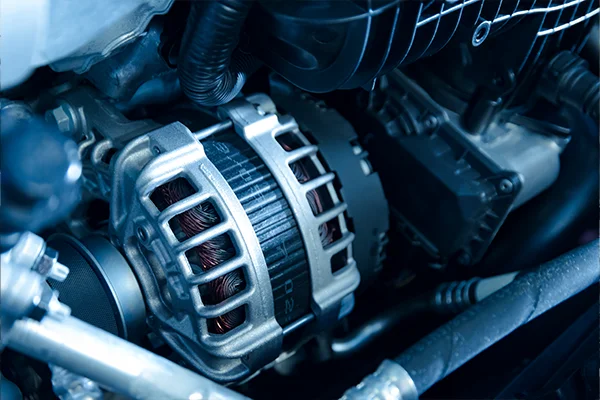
[1,1,599,399]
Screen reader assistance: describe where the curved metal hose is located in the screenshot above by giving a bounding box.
[178,0,258,107]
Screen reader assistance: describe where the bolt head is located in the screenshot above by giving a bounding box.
[499,179,514,194]
[424,115,438,129]
[46,106,72,133]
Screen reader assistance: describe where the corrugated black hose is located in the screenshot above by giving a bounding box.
[539,51,599,122]
[178,0,258,107]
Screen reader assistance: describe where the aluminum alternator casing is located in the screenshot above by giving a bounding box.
[110,94,359,381]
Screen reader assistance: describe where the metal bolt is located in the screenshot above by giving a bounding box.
[457,251,472,266]
[10,232,45,268]
[34,247,70,282]
[137,227,149,242]
[472,21,491,47]
[424,115,438,129]
[499,179,514,194]
[46,104,74,133]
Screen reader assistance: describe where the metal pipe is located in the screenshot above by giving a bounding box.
[6,315,248,400]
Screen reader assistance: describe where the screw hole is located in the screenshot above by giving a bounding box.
[472,21,491,47]
[137,227,149,242]
[499,179,514,194]
[152,146,161,155]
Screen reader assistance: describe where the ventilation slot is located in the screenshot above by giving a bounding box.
[197,268,247,306]
[186,232,245,335]
[150,177,196,212]
[208,306,246,335]
[185,233,235,273]
[318,216,342,248]
[151,176,246,334]
[151,177,222,243]
[331,248,349,274]
[290,157,320,184]
[276,131,305,151]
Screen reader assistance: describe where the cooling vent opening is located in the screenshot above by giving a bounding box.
[319,216,342,247]
[150,177,198,212]
[169,199,223,244]
[290,157,320,183]
[208,305,246,335]
[101,147,118,165]
[150,177,225,244]
[185,232,236,273]
[306,184,335,216]
[331,248,349,274]
[276,131,305,151]
[197,268,247,306]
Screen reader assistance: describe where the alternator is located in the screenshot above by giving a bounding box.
[109,93,387,381]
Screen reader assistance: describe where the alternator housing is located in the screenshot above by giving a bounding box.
[110,94,360,381]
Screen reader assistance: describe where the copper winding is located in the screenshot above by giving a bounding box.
[283,142,336,246]
[159,179,244,333]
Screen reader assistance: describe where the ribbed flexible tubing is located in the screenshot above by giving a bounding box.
[178,0,256,107]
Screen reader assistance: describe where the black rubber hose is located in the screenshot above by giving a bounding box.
[394,240,599,396]
[178,0,257,107]
[478,108,598,274]
[539,51,599,122]
[331,297,430,358]
[331,275,517,358]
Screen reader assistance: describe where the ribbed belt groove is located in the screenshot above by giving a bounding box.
[203,131,311,327]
